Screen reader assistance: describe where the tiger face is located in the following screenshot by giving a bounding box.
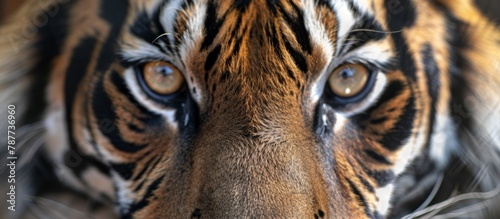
[2,0,500,218]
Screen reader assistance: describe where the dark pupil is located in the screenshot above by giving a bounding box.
[340,68,354,79]
[157,66,173,76]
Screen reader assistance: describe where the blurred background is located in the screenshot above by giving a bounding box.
[1,0,500,24]
[1,0,23,23]
[1,0,499,24]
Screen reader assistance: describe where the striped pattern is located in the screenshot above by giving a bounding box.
[0,0,499,218]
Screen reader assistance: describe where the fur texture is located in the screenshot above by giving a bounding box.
[0,0,499,218]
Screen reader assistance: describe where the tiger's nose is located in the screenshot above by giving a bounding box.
[189,134,329,218]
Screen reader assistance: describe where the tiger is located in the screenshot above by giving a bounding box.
[1,0,500,218]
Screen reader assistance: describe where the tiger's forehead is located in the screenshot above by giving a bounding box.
[121,0,390,57]
[121,0,381,57]
[119,0,393,108]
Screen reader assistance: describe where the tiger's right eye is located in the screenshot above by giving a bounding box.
[328,64,369,98]
[142,61,185,95]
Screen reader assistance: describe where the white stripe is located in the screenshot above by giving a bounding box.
[177,1,207,105]
[302,0,335,104]
[351,0,374,15]
[341,40,394,68]
[120,40,170,62]
[429,115,458,168]
[159,0,184,45]
[376,184,395,215]
[330,0,358,56]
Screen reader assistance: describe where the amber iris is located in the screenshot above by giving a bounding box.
[143,61,184,95]
[328,64,369,98]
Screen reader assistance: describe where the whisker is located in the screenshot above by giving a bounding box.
[412,173,444,213]
[152,32,174,44]
[402,185,500,219]
[348,28,405,34]
[431,200,491,219]
[24,195,90,218]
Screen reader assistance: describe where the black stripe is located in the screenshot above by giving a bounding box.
[364,149,393,165]
[277,0,312,54]
[133,156,160,181]
[234,0,251,11]
[384,0,417,80]
[64,150,111,179]
[284,41,308,73]
[341,16,386,54]
[346,179,374,218]
[129,12,160,44]
[373,211,383,219]
[314,0,334,11]
[86,0,133,154]
[92,75,147,153]
[110,162,136,180]
[353,80,415,151]
[370,170,395,188]
[22,1,72,126]
[109,71,148,111]
[286,68,297,82]
[369,117,388,125]
[346,0,362,18]
[201,2,224,50]
[354,157,395,187]
[346,159,376,194]
[421,44,440,152]
[266,0,278,13]
[109,71,163,127]
[266,22,283,58]
[379,95,416,151]
[83,97,111,176]
[127,123,145,133]
[64,36,104,177]
[229,37,242,61]
[353,80,405,125]
[356,173,375,193]
[133,156,162,192]
[125,176,165,216]
[219,71,230,83]
[374,81,405,107]
[205,44,222,71]
[133,155,158,181]
[64,37,96,129]
[440,5,473,132]
[128,11,171,54]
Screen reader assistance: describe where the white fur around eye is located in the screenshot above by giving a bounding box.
[123,68,178,129]
[335,71,388,117]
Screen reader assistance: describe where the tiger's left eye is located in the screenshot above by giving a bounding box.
[328,64,369,98]
[142,61,184,95]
